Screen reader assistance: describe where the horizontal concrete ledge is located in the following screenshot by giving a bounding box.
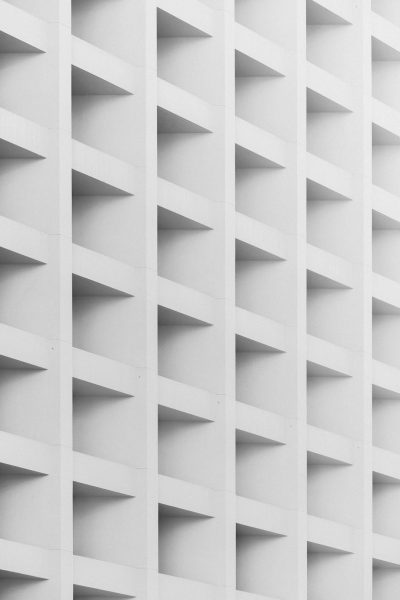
[0,215,47,264]
[307,514,355,554]
[236,212,287,261]
[73,347,136,397]
[235,23,286,77]
[236,307,287,353]
[157,0,214,38]
[373,446,400,483]
[0,0,47,53]
[158,78,214,133]
[158,177,214,230]
[307,334,353,377]
[72,140,135,196]
[373,185,400,228]
[158,573,216,600]
[74,555,137,598]
[73,244,135,297]
[156,580,286,600]
[307,425,355,465]
[158,276,215,326]
[374,533,400,567]
[0,430,51,475]
[236,117,286,169]
[372,12,400,60]
[158,375,216,422]
[307,62,354,112]
[307,152,353,201]
[0,106,47,158]
[159,474,216,517]
[372,98,400,144]
[0,538,50,579]
[307,243,354,289]
[307,0,354,25]
[236,496,288,536]
[236,401,287,445]
[72,36,135,95]
[373,359,400,397]
[236,591,281,600]
[373,272,400,313]
[0,322,49,369]
[73,451,138,497]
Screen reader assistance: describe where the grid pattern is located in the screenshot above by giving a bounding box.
[1,0,399,599]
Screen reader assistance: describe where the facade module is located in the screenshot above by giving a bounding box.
[1,0,400,598]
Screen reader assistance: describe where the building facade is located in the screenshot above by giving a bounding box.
[0,0,400,598]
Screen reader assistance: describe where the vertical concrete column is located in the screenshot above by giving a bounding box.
[294,1,308,598]
[360,1,373,597]
[207,1,237,598]
[139,2,159,599]
[38,1,72,598]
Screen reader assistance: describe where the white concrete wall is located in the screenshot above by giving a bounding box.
[0,0,398,599]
